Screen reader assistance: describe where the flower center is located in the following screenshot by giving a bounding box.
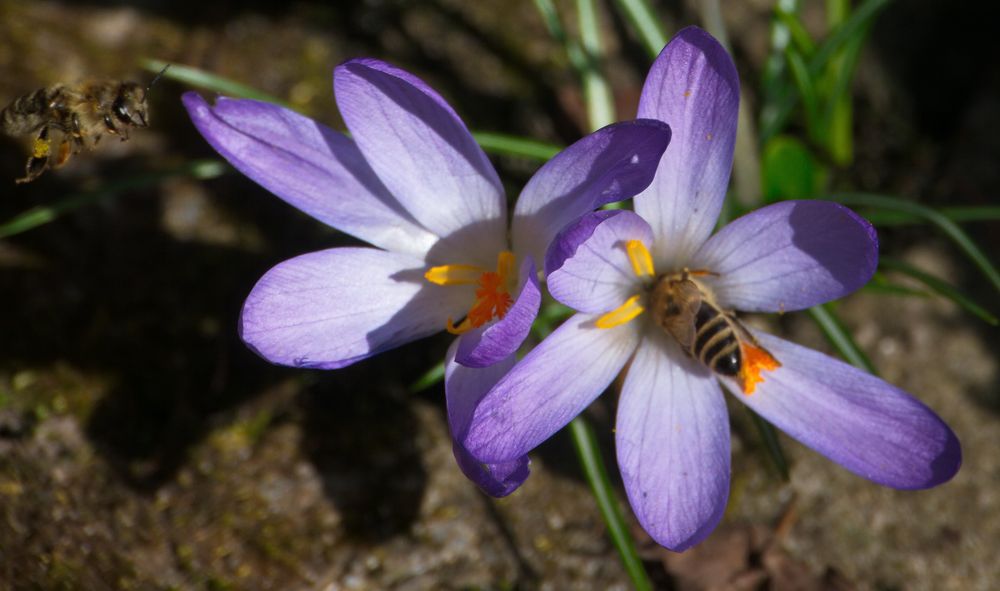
[425,251,516,335]
[595,239,779,394]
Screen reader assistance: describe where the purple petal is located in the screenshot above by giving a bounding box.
[446,342,530,497]
[334,59,506,265]
[455,257,541,368]
[463,313,641,463]
[691,201,879,312]
[617,334,730,551]
[546,211,654,313]
[726,331,961,489]
[512,119,672,266]
[634,26,740,268]
[182,93,436,258]
[240,247,468,369]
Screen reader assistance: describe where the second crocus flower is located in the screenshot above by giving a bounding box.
[463,27,961,550]
[183,59,672,496]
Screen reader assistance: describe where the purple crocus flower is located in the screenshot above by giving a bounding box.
[182,59,672,496]
[462,27,961,550]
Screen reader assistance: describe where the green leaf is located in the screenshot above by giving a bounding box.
[761,135,825,201]
[0,160,227,239]
[747,408,790,481]
[142,59,292,108]
[831,193,1000,294]
[807,303,878,374]
[472,132,561,161]
[879,258,998,325]
[576,0,615,130]
[610,0,669,59]
[569,417,653,591]
[860,205,1000,226]
[408,361,445,393]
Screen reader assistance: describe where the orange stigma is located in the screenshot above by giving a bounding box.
[738,341,781,394]
[426,251,516,335]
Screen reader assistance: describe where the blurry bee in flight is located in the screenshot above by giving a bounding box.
[0,65,169,183]
[650,269,781,394]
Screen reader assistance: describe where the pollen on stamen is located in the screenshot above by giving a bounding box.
[595,295,645,329]
[738,342,781,395]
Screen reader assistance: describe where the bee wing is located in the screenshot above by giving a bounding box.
[662,281,702,350]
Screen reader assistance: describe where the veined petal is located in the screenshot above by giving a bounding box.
[334,59,506,265]
[240,247,468,369]
[547,211,654,313]
[455,257,541,368]
[635,26,739,268]
[617,334,730,552]
[463,313,641,463]
[446,342,530,497]
[725,331,961,489]
[512,119,671,266]
[692,201,879,312]
[182,93,436,258]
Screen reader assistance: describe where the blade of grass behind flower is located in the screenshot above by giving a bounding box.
[569,417,653,591]
[830,192,1000,294]
[409,361,446,393]
[610,0,669,59]
[471,132,561,161]
[747,408,790,481]
[861,205,1000,226]
[784,48,821,141]
[879,258,998,325]
[142,59,293,108]
[576,0,616,129]
[775,6,816,56]
[807,303,878,374]
[0,159,227,239]
[760,0,892,143]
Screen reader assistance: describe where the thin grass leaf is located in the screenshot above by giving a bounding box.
[760,0,893,143]
[471,132,561,161]
[784,47,821,139]
[747,408,790,481]
[831,192,1000,293]
[576,0,616,129]
[879,257,998,325]
[409,361,446,393]
[861,205,1000,226]
[533,0,589,72]
[775,6,816,56]
[0,160,227,239]
[611,0,669,59]
[864,271,930,297]
[142,59,292,108]
[569,417,653,591]
[807,303,878,374]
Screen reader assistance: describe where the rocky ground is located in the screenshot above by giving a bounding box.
[0,1,997,589]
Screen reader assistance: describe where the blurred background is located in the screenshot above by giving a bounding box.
[0,0,997,589]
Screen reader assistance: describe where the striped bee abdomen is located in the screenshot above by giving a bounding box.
[691,302,740,376]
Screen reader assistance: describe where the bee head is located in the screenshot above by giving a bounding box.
[112,82,149,127]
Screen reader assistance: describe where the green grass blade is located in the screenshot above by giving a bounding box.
[576,0,616,129]
[747,408,790,481]
[784,47,821,139]
[471,132,561,161]
[807,303,878,374]
[775,6,816,56]
[142,59,292,107]
[409,361,446,393]
[569,417,653,591]
[610,0,669,59]
[879,258,998,325]
[0,160,227,239]
[861,205,1000,226]
[831,192,1000,294]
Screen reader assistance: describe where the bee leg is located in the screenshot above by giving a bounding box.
[52,137,73,169]
[16,126,53,183]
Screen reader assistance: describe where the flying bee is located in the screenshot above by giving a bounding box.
[650,269,781,394]
[1,65,168,183]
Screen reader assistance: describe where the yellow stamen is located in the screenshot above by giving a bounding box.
[738,342,781,395]
[425,264,487,286]
[595,295,645,329]
[431,251,517,335]
[626,240,655,278]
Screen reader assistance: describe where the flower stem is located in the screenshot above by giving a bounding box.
[569,416,653,591]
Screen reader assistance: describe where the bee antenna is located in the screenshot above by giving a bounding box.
[147,63,171,93]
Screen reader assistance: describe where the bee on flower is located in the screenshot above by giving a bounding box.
[461,27,961,551]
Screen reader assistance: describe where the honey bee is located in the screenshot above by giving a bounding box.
[1,66,168,183]
[650,269,781,394]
